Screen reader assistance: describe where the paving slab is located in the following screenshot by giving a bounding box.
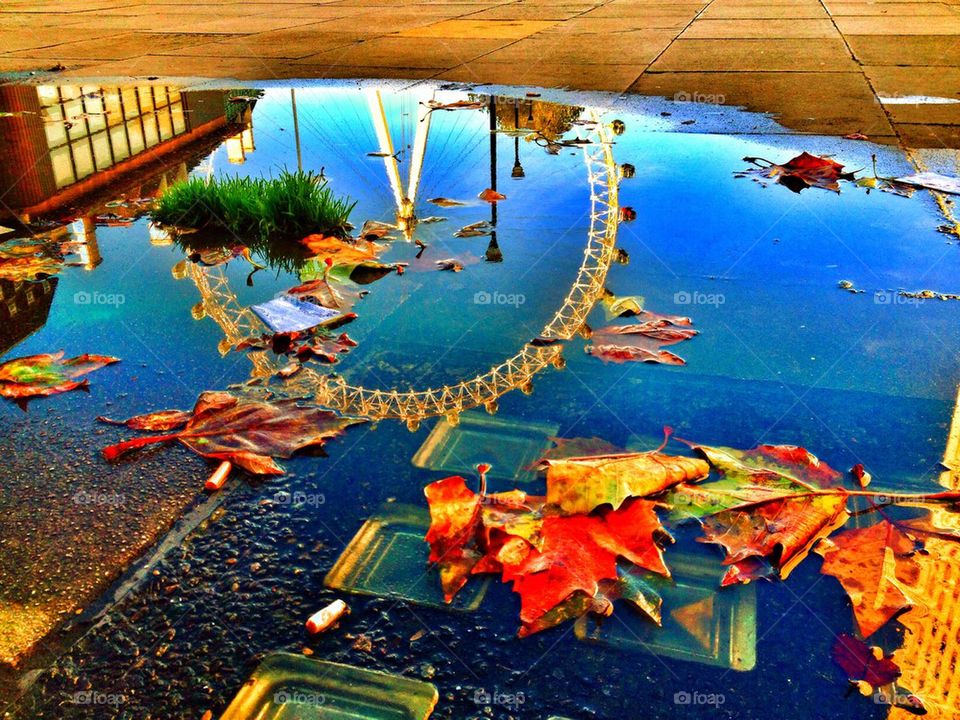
[897,122,960,148]
[681,18,841,38]
[294,35,515,69]
[826,2,958,15]
[835,15,960,32]
[649,37,857,72]
[464,29,677,65]
[394,18,557,38]
[580,2,707,16]
[847,34,960,65]
[631,70,897,136]
[156,28,368,59]
[5,32,234,61]
[464,5,596,20]
[700,4,830,18]
[539,14,699,32]
[436,60,645,91]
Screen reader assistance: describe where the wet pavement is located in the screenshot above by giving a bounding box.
[1,78,960,719]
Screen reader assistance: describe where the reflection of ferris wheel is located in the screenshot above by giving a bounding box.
[183,100,620,428]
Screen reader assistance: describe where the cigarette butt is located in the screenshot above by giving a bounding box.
[306,599,349,634]
[205,461,231,491]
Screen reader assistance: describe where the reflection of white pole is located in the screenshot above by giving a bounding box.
[291,89,302,172]
[367,90,403,211]
[408,98,431,205]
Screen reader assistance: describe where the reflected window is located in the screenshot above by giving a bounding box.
[126,119,145,154]
[142,113,159,146]
[49,145,75,188]
[91,131,112,170]
[109,124,130,160]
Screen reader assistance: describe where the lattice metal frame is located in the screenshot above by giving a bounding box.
[184,111,620,427]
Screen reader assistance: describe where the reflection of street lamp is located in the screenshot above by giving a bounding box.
[512,137,524,179]
[511,100,524,178]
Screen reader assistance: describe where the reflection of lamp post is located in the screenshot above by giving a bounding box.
[487,95,503,263]
[511,100,524,179]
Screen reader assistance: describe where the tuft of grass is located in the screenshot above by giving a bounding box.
[151,169,356,241]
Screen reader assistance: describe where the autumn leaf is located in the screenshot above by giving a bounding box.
[478,188,506,202]
[0,352,119,408]
[454,221,493,238]
[741,152,856,193]
[287,275,366,314]
[817,519,921,638]
[502,501,668,637]
[535,444,709,515]
[667,441,849,585]
[99,391,363,475]
[235,328,357,366]
[427,197,466,207]
[300,234,384,266]
[833,634,901,689]
[586,309,697,365]
[424,475,670,636]
[357,220,396,240]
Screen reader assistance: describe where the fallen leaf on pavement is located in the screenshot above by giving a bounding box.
[668,441,848,585]
[586,310,697,365]
[100,391,363,475]
[817,519,921,638]
[424,474,670,636]
[741,152,856,193]
[0,352,119,409]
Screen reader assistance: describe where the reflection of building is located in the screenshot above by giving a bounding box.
[226,126,255,164]
[492,97,581,139]
[0,85,244,220]
[0,277,57,356]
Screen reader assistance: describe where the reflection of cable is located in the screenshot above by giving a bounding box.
[184,110,619,427]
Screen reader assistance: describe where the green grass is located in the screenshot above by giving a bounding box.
[151,170,356,241]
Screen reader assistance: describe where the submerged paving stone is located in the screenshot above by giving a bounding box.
[412,411,558,486]
[325,504,490,611]
[220,653,439,719]
[574,553,758,671]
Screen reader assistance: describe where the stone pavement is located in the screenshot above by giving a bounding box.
[0,1,959,145]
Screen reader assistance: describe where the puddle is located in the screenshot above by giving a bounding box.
[1,79,959,719]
